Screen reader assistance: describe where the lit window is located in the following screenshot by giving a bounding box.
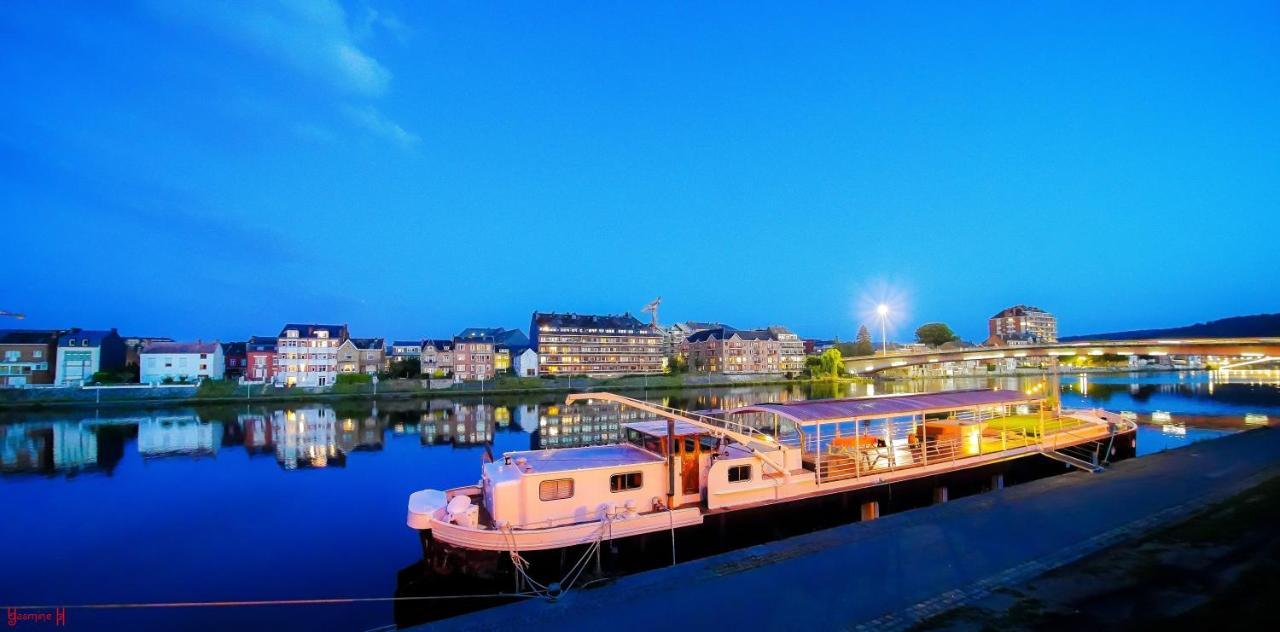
[539,478,575,501]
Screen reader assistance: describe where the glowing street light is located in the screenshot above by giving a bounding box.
[877,304,889,355]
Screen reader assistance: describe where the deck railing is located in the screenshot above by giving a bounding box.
[804,412,1112,484]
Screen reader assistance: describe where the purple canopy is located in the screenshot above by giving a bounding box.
[725,389,1037,424]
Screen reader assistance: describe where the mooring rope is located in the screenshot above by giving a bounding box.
[502,518,611,601]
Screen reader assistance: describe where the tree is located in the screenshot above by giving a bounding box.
[818,348,844,378]
[854,325,874,356]
[915,322,959,347]
[665,354,688,374]
[385,359,421,379]
[803,355,823,377]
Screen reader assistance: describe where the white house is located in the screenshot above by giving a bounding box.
[138,415,220,458]
[275,324,348,387]
[54,329,127,385]
[512,347,539,377]
[140,341,225,383]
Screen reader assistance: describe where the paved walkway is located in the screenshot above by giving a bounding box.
[429,429,1280,631]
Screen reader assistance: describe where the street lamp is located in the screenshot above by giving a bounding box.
[877,304,889,355]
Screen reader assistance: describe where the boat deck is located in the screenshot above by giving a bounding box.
[803,414,1100,483]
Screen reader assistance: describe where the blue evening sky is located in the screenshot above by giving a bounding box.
[2,1,1277,342]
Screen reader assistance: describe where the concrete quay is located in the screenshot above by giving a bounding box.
[428,427,1280,631]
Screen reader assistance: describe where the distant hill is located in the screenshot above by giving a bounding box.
[1062,313,1280,341]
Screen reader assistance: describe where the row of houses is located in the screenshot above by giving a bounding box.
[0,311,810,388]
[0,329,130,387]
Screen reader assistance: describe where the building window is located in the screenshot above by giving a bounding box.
[538,478,575,501]
[610,472,643,492]
[728,465,751,483]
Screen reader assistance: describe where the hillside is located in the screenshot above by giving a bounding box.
[1062,313,1280,341]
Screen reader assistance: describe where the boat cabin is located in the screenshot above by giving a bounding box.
[724,389,1055,485]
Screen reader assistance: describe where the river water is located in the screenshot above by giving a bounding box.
[1,371,1276,630]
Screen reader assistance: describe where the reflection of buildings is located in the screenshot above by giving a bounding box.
[240,413,274,455]
[417,401,495,446]
[138,416,221,459]
[1,417,134,476]
[337,415,384,453]
[532,402,650,449]
[272,408,344,469]
[241,408,379,467]
[512,404,538,433]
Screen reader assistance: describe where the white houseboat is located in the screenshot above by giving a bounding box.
[407,389,1135,554]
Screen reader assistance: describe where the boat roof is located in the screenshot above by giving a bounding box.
[503,444,662,474]
[726,389,1039,425]
[624,420,707,437]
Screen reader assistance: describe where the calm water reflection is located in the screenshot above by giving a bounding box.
[1,371,1275,630]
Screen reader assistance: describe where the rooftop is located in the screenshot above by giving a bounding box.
[142,341,221,355]
[57,329,119,346]
[500,443,662,474]
[0,330,60,345]
[247,336,277,351]
[726,389,1038,424]
[278,323,347,339]
[992,305,1052,319]
[349,337,385,350]
[532,311,654,333]
[686,327,774,343]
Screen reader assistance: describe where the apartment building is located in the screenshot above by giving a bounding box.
[530,312,662,376]
[452,336,495,382]
[766,325,806,373]
[456,327,529,373]
[988,305,1058,343]
[274,324,349,387]
[683,327,783,374]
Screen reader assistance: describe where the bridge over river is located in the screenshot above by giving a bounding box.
[844,337,1280,374]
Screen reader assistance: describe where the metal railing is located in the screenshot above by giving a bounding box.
[804,412,1115,483]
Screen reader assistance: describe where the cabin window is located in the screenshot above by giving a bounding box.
[610,472,643,492]
[683,437,696,454]
[728,465,751,483]
[539,478,574,501]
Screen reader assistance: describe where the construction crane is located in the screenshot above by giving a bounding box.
[0,310,24,320]
[642,297,661,328]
